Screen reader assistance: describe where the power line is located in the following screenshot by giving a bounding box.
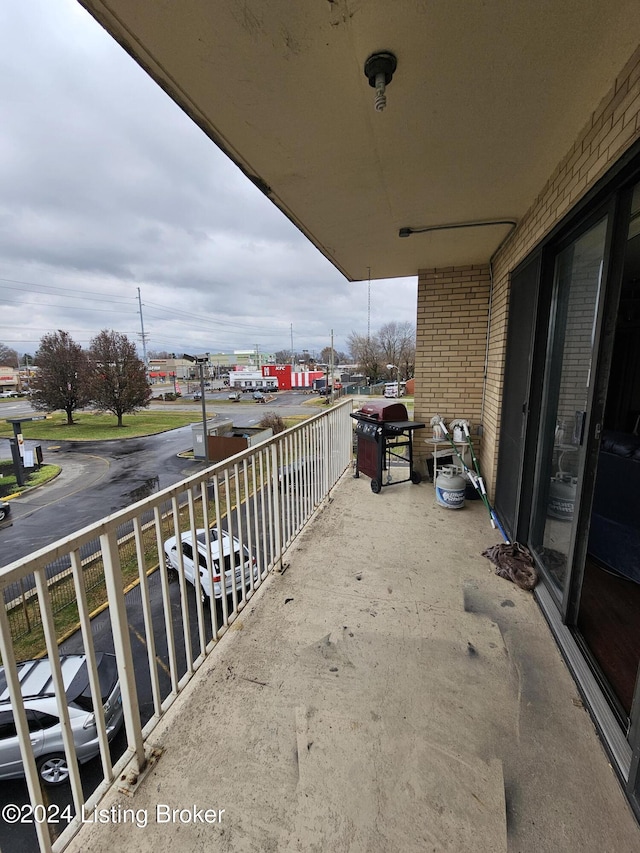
[143,300,289,333]
[142,308,287,339]
[0,294,138,314]
[0,276,136,303]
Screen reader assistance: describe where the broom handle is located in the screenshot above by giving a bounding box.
[463,421,482,477]
[461,422,510,544]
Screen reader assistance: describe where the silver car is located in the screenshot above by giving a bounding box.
[0,653,124,786]
[0,501,10,523]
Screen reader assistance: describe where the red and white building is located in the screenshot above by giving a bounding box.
[262,364,324,391]
[229,365,325,391]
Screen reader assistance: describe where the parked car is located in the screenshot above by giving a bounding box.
[164,527,258,600]
[0,653,124,786]
[278,457,313,490]
[0,501,10,522]
[0,390,20,398]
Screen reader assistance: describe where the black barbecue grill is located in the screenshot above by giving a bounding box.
[351,401,425,492]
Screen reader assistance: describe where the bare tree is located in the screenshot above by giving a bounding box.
[347,332,383,381]
[319,346,350,366]
[89,330,151,427]
[398,324,416,382]
[0,343,19,368]
[30,331,91,425]
[319,346,335,367]
[347,323,415,382]
[272,349,288,363]
[377,322,416,380]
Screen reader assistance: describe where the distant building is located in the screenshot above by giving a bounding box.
[0,366,20,394]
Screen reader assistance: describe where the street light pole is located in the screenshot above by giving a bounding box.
[386,363,401,397]
[183,353,210,463]
[199,362,207,462]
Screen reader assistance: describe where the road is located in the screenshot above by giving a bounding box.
[147,387,323,423]
[0,427,201,567]
[0,391,322,567]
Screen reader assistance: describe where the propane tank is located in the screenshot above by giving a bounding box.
[548,474,576,520]
[435,466,466,509]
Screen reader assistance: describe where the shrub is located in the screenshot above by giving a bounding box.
[258,412,286,434]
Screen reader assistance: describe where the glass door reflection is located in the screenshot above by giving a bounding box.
[529,217,608,599]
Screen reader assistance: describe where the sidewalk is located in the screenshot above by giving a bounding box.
[66,473,640,852]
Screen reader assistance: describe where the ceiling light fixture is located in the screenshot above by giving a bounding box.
[364,51,397,112]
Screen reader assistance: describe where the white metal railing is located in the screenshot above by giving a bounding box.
[0,401,353,853]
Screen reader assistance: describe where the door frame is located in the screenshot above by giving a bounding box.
[493,252,541,541]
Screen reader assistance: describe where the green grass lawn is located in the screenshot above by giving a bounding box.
[0,460,61,497]
[0,411,200,441]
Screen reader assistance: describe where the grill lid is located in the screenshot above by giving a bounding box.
[354,401,409,422]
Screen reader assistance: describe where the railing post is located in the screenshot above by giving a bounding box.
[70,550,114,782]
[270,442,283,570]
[100,528,146,773]
[0,603,53,853]
[323,410,330,497]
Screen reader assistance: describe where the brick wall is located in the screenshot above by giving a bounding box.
[413,265,490,474]
[415,44,640,493]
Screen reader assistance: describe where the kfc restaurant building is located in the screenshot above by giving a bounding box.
[262,364,324,391]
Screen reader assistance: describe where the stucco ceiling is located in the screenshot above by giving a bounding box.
[79,0,640,281]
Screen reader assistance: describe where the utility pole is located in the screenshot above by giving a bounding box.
[290,323,294,366]
[367,266,371,342]
[137,287,148,369]
[330,329,335,399]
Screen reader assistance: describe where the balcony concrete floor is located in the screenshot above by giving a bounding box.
[67,472,640,852]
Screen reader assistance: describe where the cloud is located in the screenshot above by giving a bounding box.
[0,0,416,357]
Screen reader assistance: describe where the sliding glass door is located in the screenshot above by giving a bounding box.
[576,182,640,728]
[501,163,640,816]
[529,217,608,601]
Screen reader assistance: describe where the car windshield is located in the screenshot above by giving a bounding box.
[66,653,118,710]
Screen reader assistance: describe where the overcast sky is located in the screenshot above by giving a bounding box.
[0,0,417,361]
